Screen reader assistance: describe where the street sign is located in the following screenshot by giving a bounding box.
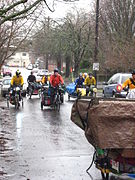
[93,63,99,71]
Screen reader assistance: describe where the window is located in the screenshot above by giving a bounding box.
[14,60,19,63]
[113,75,120,84]
[3,79,11,85]
[108,74,120,84]
[22,52,27,56]
[121,74,131,84]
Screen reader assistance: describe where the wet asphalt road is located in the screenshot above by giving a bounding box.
[0,94,102,180]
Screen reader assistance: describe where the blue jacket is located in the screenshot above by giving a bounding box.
[75,77,84,86]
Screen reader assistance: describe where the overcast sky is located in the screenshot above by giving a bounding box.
[46,0,94,19]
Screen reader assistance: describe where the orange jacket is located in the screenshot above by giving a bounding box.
[50,74,64,87]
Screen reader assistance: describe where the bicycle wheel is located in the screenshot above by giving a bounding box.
[56,101,60,112]
[7,99,9,108]
[29,88,32,99]
[15,96,19,109]
[22,99,24,107]
[38,89,41,98]
[60,94,64,103]
[41,102,43,110]
[68,94,70,101]
[101,172,109,180]
[56,96,60,112]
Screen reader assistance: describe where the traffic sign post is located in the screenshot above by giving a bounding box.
[93,63,99,71]
[93,0,100,87]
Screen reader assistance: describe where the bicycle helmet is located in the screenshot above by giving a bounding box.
[88,72,93,76]
[132,70,135,75]
[54,68,58,73]
[16,69,21,76]
[79,73,83,77]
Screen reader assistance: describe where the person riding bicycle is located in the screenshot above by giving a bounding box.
[27,71,36,83]
[27,71,36,93]
[83,72,88,80]
[10,70,24,100]
[11,70,24,88]
[75,73,84,88]
[122,70,135,99]
[122,70,135,90]
[84,73,96,96]
[49,68,64,103]
[42,75,48,85]
[50,68,64,87]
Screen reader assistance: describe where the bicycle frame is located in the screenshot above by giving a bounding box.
[87,148,135,180]
[41,86,60,111]
[7,86,23,109]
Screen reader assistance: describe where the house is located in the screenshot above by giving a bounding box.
[37,56,66,72]
[6,52,31,67]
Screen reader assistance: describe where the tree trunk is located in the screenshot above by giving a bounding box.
[65,55,70,77]
[0,63,2,75]
[74,60,79,77]
[57,53,61,74]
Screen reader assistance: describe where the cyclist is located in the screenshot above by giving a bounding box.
[27,71,36,83]
[49,68,64,103]
[11,70,24,88]
[27,71,36,92]
[83,72,88,80]
[122,70,135,90]
[42,75,48,85]
[84,73,96,96]
[75,73,84,88]
[10,70,24,101]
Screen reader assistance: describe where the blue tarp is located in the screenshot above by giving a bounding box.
[128,174,135,178]
[66,83,76,95]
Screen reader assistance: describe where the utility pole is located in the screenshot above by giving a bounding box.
[93,0,100,86]
[46,16,50,70]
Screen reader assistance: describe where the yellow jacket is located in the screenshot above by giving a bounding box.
[84,76,96,86]
[41,75,50,84]
[11,75,24,86]
[122,78,135,89]
[83,73,88,79]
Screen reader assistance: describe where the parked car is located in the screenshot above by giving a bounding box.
[27,64,33,70]
[32,68,39,74]
[36,69,51,83]
[1,77,27,97]
[2,67,12,77]
[37,69,49,76]
[33,63,39,68]
[103,73,132,98]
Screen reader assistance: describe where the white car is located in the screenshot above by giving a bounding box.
[103,73,131,98]
[1,77,27,97]
[27,64,33,70]
[37,69,49,76]
[32,68,39,74]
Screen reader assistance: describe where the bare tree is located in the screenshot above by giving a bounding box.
[0,18,37,70]
[0,0,80,25]
[32,17,56,69]
[0,0,55,25]
[100,0,135,39]
[63,11,93,76]
[0,0,55,70]
[99,0,135,73]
